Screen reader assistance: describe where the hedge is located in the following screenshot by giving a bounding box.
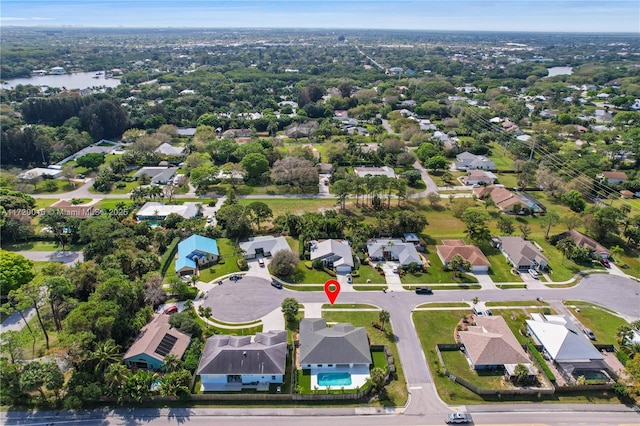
[527,343,556,382]
[159,237,180,276]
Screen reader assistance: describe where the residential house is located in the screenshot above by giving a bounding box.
[600,171,628,185]
[222,129,252,139]
[309,239,354,273]
[463,170,497,186]
[123,314,191,371]
[299,318,372,390]
[367,238,421,267]
[45,200,97,219]
[154,143,185,156]
[353,166,396,179]
[436,240,491,272]
[526,313,611,377]
[196,331,287,391]
[286,122,317,139]
[18,167,62,180]
[239,236,290,259]
[175,235,219,276]
[455,152,496,171]
[177,127,196,137]
[492,236,548,271]
[459,316,533,372]
[133,167,176,184]
[135,201,200,222]
[557,229,610,259]
[473,185,546,214]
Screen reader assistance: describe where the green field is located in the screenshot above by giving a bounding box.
[567,305,629,348]
[238,198,338,218]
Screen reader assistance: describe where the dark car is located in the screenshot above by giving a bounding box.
[271,280,283,289]
[415,287,433,295]
[601,258,611,268]
[583,328,596,340]
[484,309,493,316]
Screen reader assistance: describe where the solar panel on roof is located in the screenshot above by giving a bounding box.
[155,334,178,357]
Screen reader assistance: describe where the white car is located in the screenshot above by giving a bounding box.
[528,269,539,279]
[392,265,398,273]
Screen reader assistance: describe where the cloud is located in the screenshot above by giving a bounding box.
[0,17,28,21]
[32,17,55,21]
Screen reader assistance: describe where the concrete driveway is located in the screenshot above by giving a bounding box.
[246,255,272,280]
[380,262,404,291]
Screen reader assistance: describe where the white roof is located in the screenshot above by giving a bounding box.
[136,202,200,220]
[239,236,290,257]
[309,239,354,268]
[354,166,396,179]
[526,314,603,362]
[367,239,421,265]
[18,168,61,179]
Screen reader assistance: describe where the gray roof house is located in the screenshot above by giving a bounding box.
[154,143,185,156]
[526,313,610,376]
[309,239,354,273]
[299,319,371,367]
[133,167,177,184]
[493,236,548,271]
[455,152,496,171]
[196,331,287,391]
[354,166,396,179]
[367,238,421,266]
[239,236,290,259]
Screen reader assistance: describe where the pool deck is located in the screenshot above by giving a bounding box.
[310,365,370,390]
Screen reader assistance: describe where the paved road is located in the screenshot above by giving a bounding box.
[2,407,639,425]
[411,160,438,196]
[13,250,83,265]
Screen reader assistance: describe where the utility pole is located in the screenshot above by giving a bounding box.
[528,138,536,161]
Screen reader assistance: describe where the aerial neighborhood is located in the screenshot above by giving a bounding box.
[1,25,639,423]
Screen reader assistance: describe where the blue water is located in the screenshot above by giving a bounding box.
[317,372,352,387]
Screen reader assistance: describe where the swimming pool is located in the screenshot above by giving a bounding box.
[317,372,352,387]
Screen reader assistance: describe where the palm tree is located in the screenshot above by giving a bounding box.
[104,363,130,396]
[90,339,122,375]
[379,310,390,332]
[161,354,184,373]
[608,245,624,263]
[556,237,575,265]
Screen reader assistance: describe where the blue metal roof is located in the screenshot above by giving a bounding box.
[176,235,219,274]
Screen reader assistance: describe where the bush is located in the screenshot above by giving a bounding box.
[115,181,127,188]
[269,249,299,277]
[527,343,556,381]
[159,237,180,276]
[311,259,323,270]
[237,258,248,270]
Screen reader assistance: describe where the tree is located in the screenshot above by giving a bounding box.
[76,153,105,171]
[0,250,35,297]
[246,201,273,232]
[561,190,586,212]
[519,224,532,239]
[281,297,299,322]
[449,253,471,279]
[461,207,491,242]
[539,211,559,240]
[556,237,575,265]
[425,155,448,171]
[269,250,299,278]
[331,180,352,211]
[161,354,184,373]
[9,281,49,349]
[402,169,422,186]
[370,367,387,391]
[240,153,270,183]
[44,276,74,331]
[379,310,390,332]
[19,361,64,402]
[561,212,582,230]
[513,363,530,384]
[609,245,624,263]
[427,192,440,207]
[104,363,130,396]
[270,157,319,189]
[497,216,515,235]
[0,330,29,363]
[89,339,122,375]
[617,325,635,347]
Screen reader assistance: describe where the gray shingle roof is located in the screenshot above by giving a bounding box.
[299,319,371,365]
[196,331,287,376]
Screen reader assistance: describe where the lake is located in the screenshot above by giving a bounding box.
[1,72,121,90]
[546,66,573,77]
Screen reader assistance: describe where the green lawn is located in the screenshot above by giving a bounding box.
[488,143,516,170]
[567,306,629,348]
[322,311,408,407]
[89,180,139,195]
[238,198,338,217]
[479,244,523,283]
[282,263,335,284]
[34,199,59,209]
[493,173,518,188]
[440,350,505,389]
[353,264,387,284]
[0,241,84,251]
[29,180,79,195]
[404,249,478,285]
[322,304,379,309]
[196,239,242,282]
[485,300,549,307]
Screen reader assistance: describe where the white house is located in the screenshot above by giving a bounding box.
[196,331,287,391]
[455,152,496,171]
[135,202,200,222]
[299,319,371,390]
[239,236,290,259]
[309,239,354,273]
[463,170,497,186]
[353,166,396,179]
[367,238,421,266]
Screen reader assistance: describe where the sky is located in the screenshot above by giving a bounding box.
[1,0,639,33]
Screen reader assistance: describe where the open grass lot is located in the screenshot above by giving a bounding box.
[96,198,133,210]
[89,180,139,195]
[441,350,505,389]
[494,173,518,188]
[485,300,549,307]
[404,248,478,285]
[487,143,516,170]
[0,240,83,251]
[413,309,621,405]
[238,198,338,217]
[283,263,335,284]
[322,311,408,407]
[567,305,629,348]
[33,199,59,209]
[29,180,79,195]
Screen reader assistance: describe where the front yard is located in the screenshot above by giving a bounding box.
[564,302,629,348]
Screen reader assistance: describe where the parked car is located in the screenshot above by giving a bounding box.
[446,412,472,424]
[484,309,493,316]
[271,280,283,289]
[415,287,433,295]
[346,274,352,283]
[258,258,265,267]
[392,265,398,273]
[601,258,611,268]
[164,305,178,315]
[528,269,539,279]
[206,216,213,223]
[583,328,596,340]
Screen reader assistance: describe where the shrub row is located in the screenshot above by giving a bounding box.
[159,237,180,276]
[527,343,556,382]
